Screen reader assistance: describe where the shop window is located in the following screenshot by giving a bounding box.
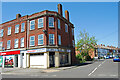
[38,18,44,28]
[59,53,69,64]
[15,24,19,33]
[8,27,11,35]
[49,34,54,45]
[21,23,25,32]
[0,29,3,37]
[30,20,35,30]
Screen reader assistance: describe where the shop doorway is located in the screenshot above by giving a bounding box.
[49,52,55,67]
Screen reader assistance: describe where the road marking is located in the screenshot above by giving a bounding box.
[88,67,97,76]
[88,60,106,76]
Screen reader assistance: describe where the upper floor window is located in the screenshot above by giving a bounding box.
[72,40,75,47]
[58,35,61,45]
[15,24,19,33]
[72,28,74,36]
[30,36,35,46]
[58,19,60,29]
[14,39,18,48]
[7,40,11,49]
[8,27,11,35]
[49,17,54,27]
[65,24,68,32]
[38,18,44,28]
[21,37,24,47]
[30,20,35,30]
[49,34,54,45]
[0,42,3,50]
[21,23,25,32]
[0,29,4,37]
[38,34,44,45]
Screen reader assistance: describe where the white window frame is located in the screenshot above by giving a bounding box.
[0,29,4,37]
[8,27,11,35]
[7,40,11,49]
[15,24,19,33]
[58,19,60,29]
[0,42,3,50]
[14,39,19,48]
[30,20,35,30]
[38,18,44,28]
[58,35,61,45]
[21,23,25,32]
[49,34,54,45]
[21,37,24,47]
[49,17,54,27]
[30,36,35,46]
[38,34,44,45]
[65,24,68,32]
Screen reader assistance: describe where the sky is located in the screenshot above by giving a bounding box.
[1,2,118,47]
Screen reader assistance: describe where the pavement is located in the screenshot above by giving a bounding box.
[1,59,119,78]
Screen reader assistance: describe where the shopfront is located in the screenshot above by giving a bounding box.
[0,50,20,68]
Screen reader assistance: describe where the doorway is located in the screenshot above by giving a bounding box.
[49,52,55,67]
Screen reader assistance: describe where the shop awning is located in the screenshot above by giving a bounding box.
[0,50,20,56]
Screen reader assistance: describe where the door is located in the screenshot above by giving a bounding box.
[49,52,55,67]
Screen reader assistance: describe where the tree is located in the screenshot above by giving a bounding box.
[76,30,97,61]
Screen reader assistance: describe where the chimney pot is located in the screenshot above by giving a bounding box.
[16,14,21,19]
[57,4,63,16]
[65,10,69,22]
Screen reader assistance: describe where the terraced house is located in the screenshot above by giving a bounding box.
[0,4,76,68]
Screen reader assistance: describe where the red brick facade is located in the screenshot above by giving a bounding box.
[0,4,76,64]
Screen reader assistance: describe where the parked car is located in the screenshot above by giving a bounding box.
[113,56,120,62]
[104,56,110,59]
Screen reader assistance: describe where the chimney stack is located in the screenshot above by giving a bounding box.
[65,10,69,22]
[16,14,21,19]
[57,4,63,16]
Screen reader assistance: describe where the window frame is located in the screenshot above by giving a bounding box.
[8,27,11,35]
[49,34,55,45]
[0,29,4,37]
[72,40,75,47]
[7,40,11,49]
[21,37,24,47]
[21,23,25,32]
[14,39,19,48]
[38,18,44,28]
[72,28,74,36]
[38,34,44,45]
[30,36,35,46]
[58,35,61,45]
[58,19,61,29]
[0,42,3,50]
[65,24,68,32]
[30,20,35,30]
[49,17,54,28]
[15,24,19,33]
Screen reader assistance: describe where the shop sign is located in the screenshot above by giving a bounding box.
[26,48,46,53]
[0,50,20,56]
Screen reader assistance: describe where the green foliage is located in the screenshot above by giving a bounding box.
[76,54,86,63]
[77,30,97,61]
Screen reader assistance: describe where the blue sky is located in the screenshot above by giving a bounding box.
[1,2,118,47]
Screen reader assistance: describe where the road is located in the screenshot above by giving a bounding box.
[1,59,119,78]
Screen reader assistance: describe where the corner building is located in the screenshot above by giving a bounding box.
[0,4,76,68]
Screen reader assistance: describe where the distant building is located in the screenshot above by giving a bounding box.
[75,44,118,58]
[0,4,76,68]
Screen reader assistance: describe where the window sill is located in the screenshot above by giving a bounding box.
[38,44,44,46]
[21,31,25,33]
[49,27,55,28]
[38,27,44,29]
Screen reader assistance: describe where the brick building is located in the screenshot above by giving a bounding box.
[0,4,76,68]
[75,44,118,59]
